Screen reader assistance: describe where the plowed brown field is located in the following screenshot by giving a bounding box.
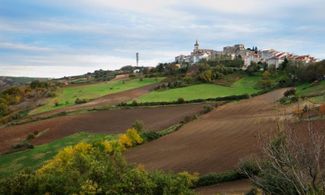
[0,104,206,154]
[126,89,325,174]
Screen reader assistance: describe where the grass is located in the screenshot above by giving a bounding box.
[0,132,113,178]
[30,78,163,115]
[296,80,325,103]
[137,76,261,103]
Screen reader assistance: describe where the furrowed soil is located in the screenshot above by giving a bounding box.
[126,89,325,174]
[0,104,206,154]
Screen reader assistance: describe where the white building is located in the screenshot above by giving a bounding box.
[175,40,220,65]
[243,52,261,68]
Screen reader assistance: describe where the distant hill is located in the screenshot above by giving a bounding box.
[0,76,48,91]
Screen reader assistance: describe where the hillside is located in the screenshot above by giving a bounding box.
[0,76,48,91]
[137,76,261,102]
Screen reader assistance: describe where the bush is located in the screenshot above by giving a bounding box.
[0,103,9,117]
[132,120,144,132]
[1,140,195,195]
[11,141,34,150]
[195,171,243,187]
[141,131,161,142]
[177,97,185,104]
[131,100,138,106]
[182,115,197,123]
[202,105,214,114]
[26,133,35,141]
[75,98,87,104]
[284,88,296,97]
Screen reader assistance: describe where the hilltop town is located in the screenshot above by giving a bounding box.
[175,40,317,69]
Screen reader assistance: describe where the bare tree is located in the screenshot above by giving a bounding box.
[240,122,325,195]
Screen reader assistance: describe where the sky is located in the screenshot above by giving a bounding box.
[0,0,324,78]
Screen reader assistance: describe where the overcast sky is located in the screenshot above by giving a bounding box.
[0,0,324,78]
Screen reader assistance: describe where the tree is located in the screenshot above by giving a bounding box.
[241,123,325,194]
[258,71,272,89]
[279,57,289,70]
[246,62,259,75]
[0,103,9,116]
[199,69,213,83]
[132,120,144,132]
[0,135,197,194]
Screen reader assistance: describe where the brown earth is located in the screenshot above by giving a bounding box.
[195,179,252,195]
[0,104,206,154]
[126,89,325,174]
[29,83,159,119]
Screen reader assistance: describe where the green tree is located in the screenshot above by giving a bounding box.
[199,69,213,83]
[0,103,9,116]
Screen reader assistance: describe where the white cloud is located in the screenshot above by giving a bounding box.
[0,42,52,52]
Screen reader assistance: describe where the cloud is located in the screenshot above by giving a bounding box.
[0,0,324,77]
[0,42,52,52]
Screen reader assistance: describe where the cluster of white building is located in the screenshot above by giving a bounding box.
[175,41,317,69]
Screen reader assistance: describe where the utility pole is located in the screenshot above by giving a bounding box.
[136,52,139,67]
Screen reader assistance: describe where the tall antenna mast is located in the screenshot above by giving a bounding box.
[136,52,139,67]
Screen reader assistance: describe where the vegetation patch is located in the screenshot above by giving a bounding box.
[0,129,198,194]
[30,78,163,115]
[194,170,245,187]
[296,80,325,103]
[136,76,261,103]
[0,132,113,178]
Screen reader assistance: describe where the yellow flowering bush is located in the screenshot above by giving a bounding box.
[37,142,93,175]
[101,140,112,154]
[126,128,143,144]
[79,180,102,195]
[119,134,132,147]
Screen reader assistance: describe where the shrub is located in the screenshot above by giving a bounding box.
[195,171,243,187]
[131,100,138,106]
[26,133,35,141]
[0,103,9,117]
[1,140,195,194]
[284,88,296,97]
[177,97,185,104]
[119,134,132,147]
[202,105,214,114]
[11,141,34,150]
[132,120,144,132]
[126,128,143,145]
[182,115,197,123]
[53,99,59,107]
[141,131,161,142]
[75,98,87,104]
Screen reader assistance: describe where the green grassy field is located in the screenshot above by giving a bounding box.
[137,76,261,102]
[296,80,325,103]
[0,132,113,178]
[30,78,163,114]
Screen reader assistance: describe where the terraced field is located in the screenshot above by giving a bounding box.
[30,78,163,115]
[137,76,261,102]
[126,89,325,174]
[0,104,206,154]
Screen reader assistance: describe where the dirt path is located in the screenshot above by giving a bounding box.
[0,104,206,154]
[126,89,289,174]
[29,83,158,118]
